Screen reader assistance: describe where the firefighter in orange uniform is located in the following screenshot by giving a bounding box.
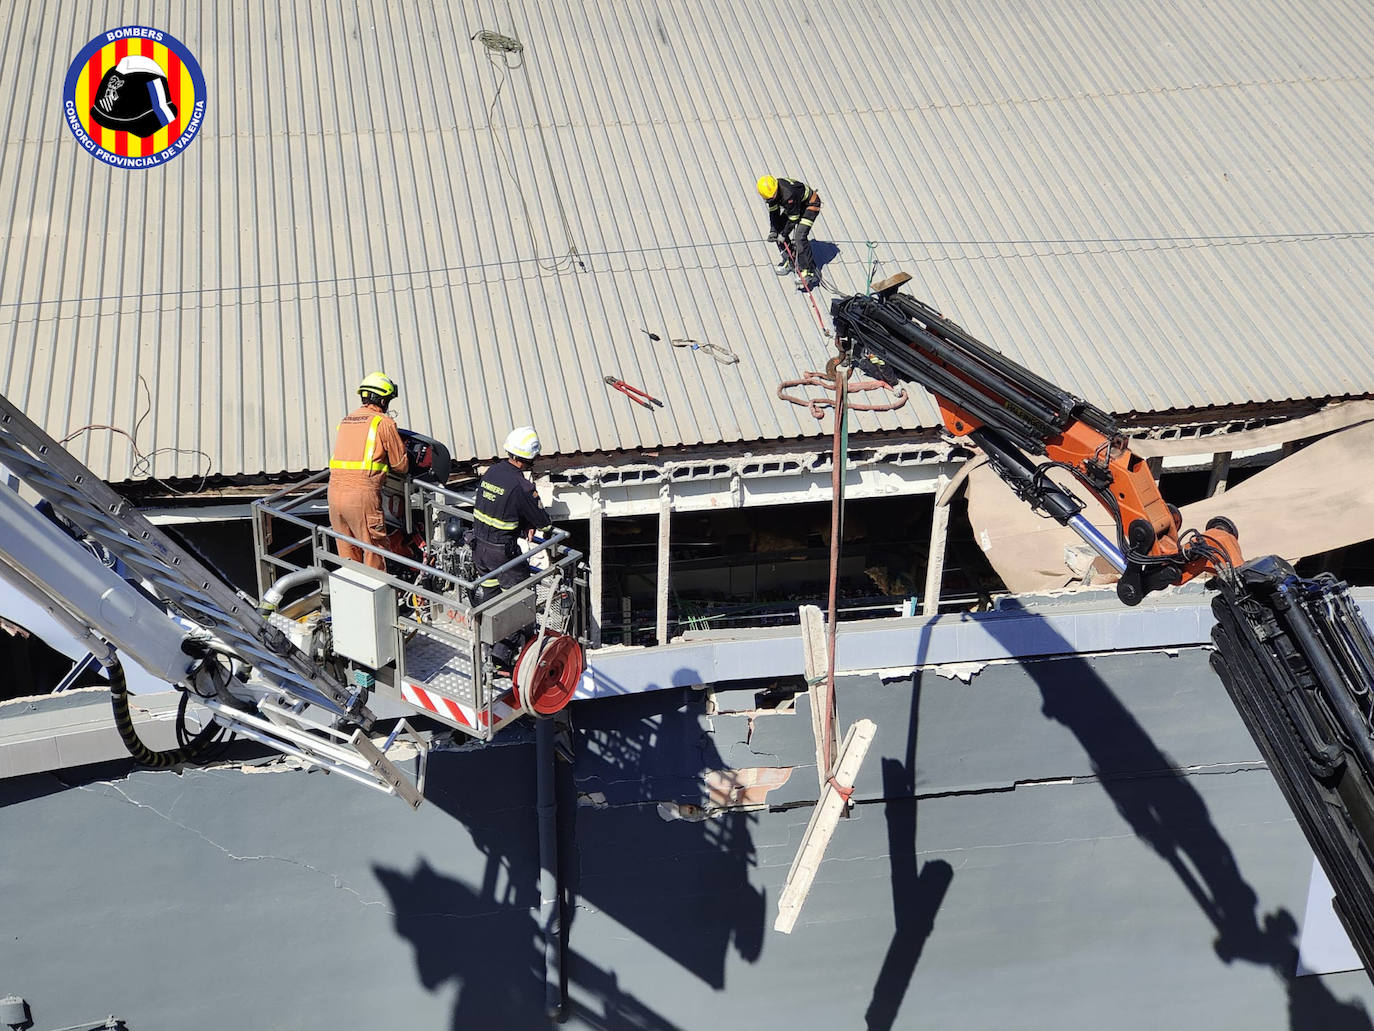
[328,372,410,569]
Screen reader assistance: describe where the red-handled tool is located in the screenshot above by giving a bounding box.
[604,375,664,409]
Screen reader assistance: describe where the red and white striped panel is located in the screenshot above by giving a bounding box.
[485,689,522,732]
[400,681,523,733]
[401,681,475,729]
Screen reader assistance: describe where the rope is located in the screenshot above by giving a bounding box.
[4,229,1360,315]
[826,774,854,803]
[821,368,849,776]
[473,30,523,53]
[777,238,831,338]
[775,370,906,420]
[669,337,740,365]
[865,240,878,295]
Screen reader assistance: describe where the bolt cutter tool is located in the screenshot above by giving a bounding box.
[604,375,663,409]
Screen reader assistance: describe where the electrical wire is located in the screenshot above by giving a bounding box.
[472,27,587,275]
[58,375,213,494]
[174,688,236,758]
[1179,527,1239,586]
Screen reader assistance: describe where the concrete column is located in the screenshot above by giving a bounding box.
[589,485,603,648]
[923,477,951,616]
[1206,451,1232,497]
[656,484,671,645]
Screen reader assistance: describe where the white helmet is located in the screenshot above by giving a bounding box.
[504,426,541,460]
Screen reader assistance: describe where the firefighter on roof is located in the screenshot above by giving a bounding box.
[757,174,823,286]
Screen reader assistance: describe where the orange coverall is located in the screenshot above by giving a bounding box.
[327,403,410,569]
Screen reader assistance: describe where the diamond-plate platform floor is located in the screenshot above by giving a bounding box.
[403,633,476,707]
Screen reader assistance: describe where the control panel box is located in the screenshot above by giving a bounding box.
[328,566,398,668]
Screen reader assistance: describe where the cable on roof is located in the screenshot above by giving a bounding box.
[473,30,524,55]
[472,26,588,275]
[58,375,213,493]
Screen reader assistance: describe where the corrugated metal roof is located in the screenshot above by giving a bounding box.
[4,0,1374,482]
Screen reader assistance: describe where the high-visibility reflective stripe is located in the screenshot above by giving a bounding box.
[800,217,814,227]
[474,509,519,531]
[329,416,389,472]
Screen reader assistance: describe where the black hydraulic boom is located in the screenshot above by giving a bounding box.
[1211,559,1374,973]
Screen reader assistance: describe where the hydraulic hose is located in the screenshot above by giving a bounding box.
[259,567,327,613]
[107,655,222,768]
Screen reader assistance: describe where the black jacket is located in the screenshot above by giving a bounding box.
[767,178,820,236]
[472,459,551,544]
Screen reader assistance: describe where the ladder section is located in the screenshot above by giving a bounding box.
[0,395,361,716]
[0,394,426,807]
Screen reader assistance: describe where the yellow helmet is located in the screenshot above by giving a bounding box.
[756,174,778,200]
[357,371,398,402]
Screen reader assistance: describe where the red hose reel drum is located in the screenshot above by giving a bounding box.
[511,631,584,715]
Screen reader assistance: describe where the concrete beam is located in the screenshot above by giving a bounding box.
[0,688,192,779]
[547,453,958,521]
[574,587,1374,701]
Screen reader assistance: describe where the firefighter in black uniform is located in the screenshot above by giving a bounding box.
[757,174,822,286]
[471,426,552,601]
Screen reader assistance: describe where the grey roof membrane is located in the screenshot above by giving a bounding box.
[4,0,1374,482]
[4,646,1372,1029]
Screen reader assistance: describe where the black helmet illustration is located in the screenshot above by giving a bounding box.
[90,55,178,138]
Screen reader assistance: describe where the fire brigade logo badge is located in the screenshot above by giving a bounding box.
[63,26,206,168]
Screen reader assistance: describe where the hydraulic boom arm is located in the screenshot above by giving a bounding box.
[830,282,1374,977]
[831,287,1242,605]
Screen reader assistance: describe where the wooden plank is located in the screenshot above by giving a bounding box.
[774,718,877,934]
[799,604,829,792]
[800,604,826,683]
[870,271,912,295]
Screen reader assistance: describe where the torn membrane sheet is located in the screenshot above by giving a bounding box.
[965,419,1374,595]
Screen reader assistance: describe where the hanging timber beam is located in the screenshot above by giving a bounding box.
[924,473,952,615]
[799,604,829,794]
[589,488,604,647]
[774,718,877,934]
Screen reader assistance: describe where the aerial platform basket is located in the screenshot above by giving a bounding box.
[252,473,589,744]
